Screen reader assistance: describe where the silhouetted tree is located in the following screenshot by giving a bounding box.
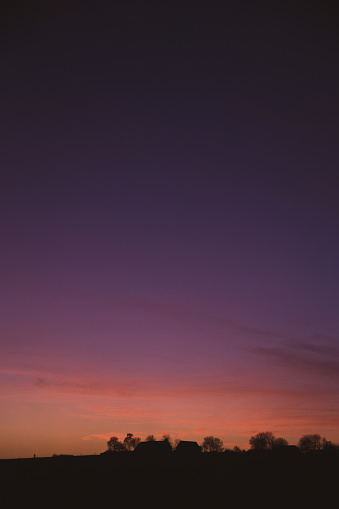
[202,436,224,452]
[272,437,289,449]
[298,434,322,452]
[322,438,338,451]
[145,434,156,442]
[123,433,141,451]
[249,432,288,451]
[162,434,175,448]
[174,438,181,449]
[249,432,276,451]
[297,434,338,452]
[107,436,126,452]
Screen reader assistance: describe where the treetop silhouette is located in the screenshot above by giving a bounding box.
[106,430,338,455]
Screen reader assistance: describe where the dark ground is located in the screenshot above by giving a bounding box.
[1,450,338,507]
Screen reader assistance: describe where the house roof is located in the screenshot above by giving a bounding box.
[176,441,202,452]
[134,439,172,454]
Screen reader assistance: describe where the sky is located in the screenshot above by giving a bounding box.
[1,0,339,458]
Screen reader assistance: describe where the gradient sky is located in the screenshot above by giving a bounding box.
[1,1,339,458]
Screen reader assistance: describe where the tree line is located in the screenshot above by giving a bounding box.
[248,431,339,452]
[106,431,339,453]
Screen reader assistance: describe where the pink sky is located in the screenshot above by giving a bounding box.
[1,300,338,458]
[1,2,339,458]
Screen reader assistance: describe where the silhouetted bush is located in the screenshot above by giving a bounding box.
[249,431,289,451]
[201,436,224,452]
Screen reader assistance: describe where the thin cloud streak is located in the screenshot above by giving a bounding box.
[1,361,337,402]
[252,341,339,379]
[91,290,294,342]
[42,283,293,343]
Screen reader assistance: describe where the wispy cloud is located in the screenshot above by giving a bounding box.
[93,291,297,344]
[252,340,339,379]
[81,433,115,441]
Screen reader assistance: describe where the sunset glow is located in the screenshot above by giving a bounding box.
[1,1,339,458]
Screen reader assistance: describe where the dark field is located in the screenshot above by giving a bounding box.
[1,451,338,507]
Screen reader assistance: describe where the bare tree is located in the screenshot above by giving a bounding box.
[145,434,156,442]
[202,436,224,453]
[107,436,126,452]
[272,437,289,449]
[162,434,175,448]
[123,433,141,451]
[298,434,322,453]
[322,438,339,451]
[249,432,276,451]
[249,432,289,451]
[174,438,181,450]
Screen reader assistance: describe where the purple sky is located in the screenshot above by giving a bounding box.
[1,1,339,457]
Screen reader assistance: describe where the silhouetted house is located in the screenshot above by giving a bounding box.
[175,441,202,454]
[134,439,172,457]
[273,445,300,456]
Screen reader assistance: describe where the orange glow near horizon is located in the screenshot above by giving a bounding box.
[2,0,339,466]
[1,356,338,458]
